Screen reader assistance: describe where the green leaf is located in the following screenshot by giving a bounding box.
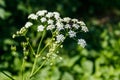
[62,72,74,80]
[0,8,11,19]
[0,0,5,7]
[81,58,93,74]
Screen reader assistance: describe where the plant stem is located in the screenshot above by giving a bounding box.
[1,71,15,80]
[38,42,49,57]
[29,57,37,78]
[21,57,26,80]
[37,30,46,54]
[29,59,47,78]
[25,36,35,55]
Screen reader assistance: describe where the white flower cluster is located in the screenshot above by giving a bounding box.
[13,10,88,48]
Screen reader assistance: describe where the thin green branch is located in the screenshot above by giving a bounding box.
[21,58,25,80]
[29,57,37,77]
[25,36,35,55]
[37,30,46,54]
[30,59,47,78]
[1,71,14,80]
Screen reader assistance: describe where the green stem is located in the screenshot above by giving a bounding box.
[38,42,49,57]
[25,36,35,55]
[21,58,25,80]
[1,71,14,80]
[30,59,47,78]
[37,30,46,54]
[29,57,37,77]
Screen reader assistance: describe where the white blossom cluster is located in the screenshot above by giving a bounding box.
[13,10,88,48]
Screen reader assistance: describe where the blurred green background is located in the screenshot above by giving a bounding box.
[0,0,120,80]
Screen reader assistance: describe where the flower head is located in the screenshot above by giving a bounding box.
[28,13,38,20]
[78,21,86,26]
[63,17,71,23]
[65,24,71,29]
[81,26,88,32]
[46,12,53,18]
[56,21,64,31]
[37,25,44,32]
[48,19,54,24]
[25,22,33,28]
[68,30,76,38]
[36,10,47,16]
[78,39,86,48]
[53,12,60,19]
[72,19,78,23]
[72,24,80,29]
[40,17,47,22]
[47,25,55,30]
[56,34,65,43]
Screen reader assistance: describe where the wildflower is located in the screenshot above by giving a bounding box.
[78,39,86,48]
[56,34,65,43]
[53,12,60,16]
[46,12,53,18]
[72,24,80,29]
[36,10,47,16]
[56,21,64,31]
[65,24,71,29]
[68,30,76,38]
[24,22,33,28]
[77,21,88,32]
[37,25,44,32]
[53,12,60,19]
[63,17,71,23]
[48,19,54,24]
[72,19,78,23]
[40,17,47,22]
[81,25,88,32]
[28,13,38,20]
[47,25,55,30]
[78,21,86,26]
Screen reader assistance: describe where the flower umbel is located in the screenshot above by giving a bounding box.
[68,30,76,38]
[56,34,65,43]
[25,22,33,28]
[37,25,44,32]
[78,39,86,48]
[12,10,88,79]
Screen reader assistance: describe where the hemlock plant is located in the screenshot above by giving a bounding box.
[11,10,88,79]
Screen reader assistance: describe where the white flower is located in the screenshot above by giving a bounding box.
[40,17,47,22]
[37,25,44,32]
[53,12,60,16]
[47,25,55,30]
[65,24,71,29]
[63,17,71,23]
[47,19,54,24]
[68,30,76,38]
[46,12,53,18]
[36,10,47,16]
[28,13,38,20]
[56,34,65,43]
[72,19,78,23]
[81,26,88,32]
[78,39,86,48]
[78,21,86,26]
[72,24,80,29]
[25,22,33,28]
[53,12,60,19]
[56,21,64,31]
[78,21,88,32]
